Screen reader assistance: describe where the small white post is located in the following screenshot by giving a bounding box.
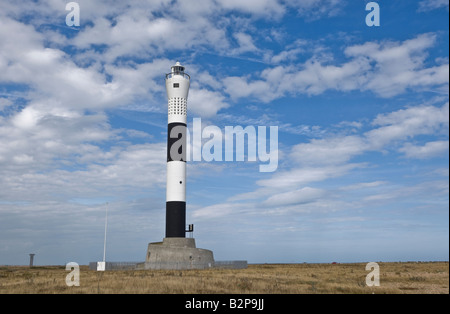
[103,202,108,263]
[97,202,108,271]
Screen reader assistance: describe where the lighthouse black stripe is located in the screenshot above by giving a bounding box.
[165,201,186,238]
[167,122,187,162]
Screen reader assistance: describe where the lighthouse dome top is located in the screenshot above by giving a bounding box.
[166,61,190,80]
[172,61,184,72]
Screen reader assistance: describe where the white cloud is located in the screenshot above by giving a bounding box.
[223,76,275,102]
[285,0,345,19]
[12,106,44,129]
[192,201,249,220]
[0,142,166,203]
[267,39,307,64]
[418,0,449,11]
[340,181,388,191]
[256,163,364,189]
[71,7,230,62]
[285,101,449,170]
[188,88,229,117]
[262,187,325,207]
[289,135,367,166]
[232,33,259,54]
[0,17,131,111]
[223,34,449,101]
[363,180,449,203]
[366,102,449,149]
[0,107,113,174]
[399,140,449,159]
[217,101,449,219]
[0,98,13,111]
[215,0,285,18]
[345,33,449,97]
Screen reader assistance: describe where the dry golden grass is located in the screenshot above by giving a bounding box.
[0,262,448,294]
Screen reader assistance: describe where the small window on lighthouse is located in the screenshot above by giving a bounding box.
[173,83,179,88]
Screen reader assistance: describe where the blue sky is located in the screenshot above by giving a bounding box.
[0,0,448,265]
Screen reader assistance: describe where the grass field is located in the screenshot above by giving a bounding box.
[0,262,448,294]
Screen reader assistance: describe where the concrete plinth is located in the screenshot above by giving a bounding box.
[144,238,214,270]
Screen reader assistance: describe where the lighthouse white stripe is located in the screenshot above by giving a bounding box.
[166,161,186,202]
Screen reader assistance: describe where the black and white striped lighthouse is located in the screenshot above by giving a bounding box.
[145,62,223,269]
[165,61,189,238]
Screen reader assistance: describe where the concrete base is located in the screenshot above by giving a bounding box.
[144,238,214,270]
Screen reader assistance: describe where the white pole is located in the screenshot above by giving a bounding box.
[103,202,108,263]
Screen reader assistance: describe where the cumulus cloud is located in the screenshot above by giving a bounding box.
[0,142,166,202]
[366,102,449,149]
[289,136,367,166]
[285,101,449,169]
[0,17,137,112]
[188,88,229,117]
[0,107,111,173]
[232,32,260,55]
[223,34,449,101]
[345,33,449,97]
[203,100,449,220]
[399,141,449,159]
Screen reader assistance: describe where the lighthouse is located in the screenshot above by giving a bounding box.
[144,62,214,270]
[165,61,189,238]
